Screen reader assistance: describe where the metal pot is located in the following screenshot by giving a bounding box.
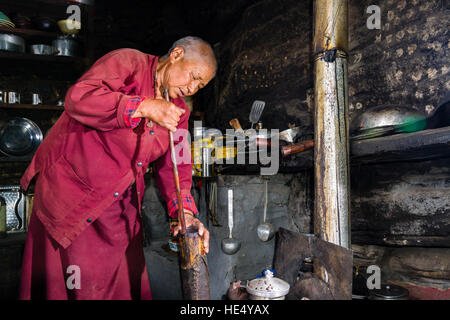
[31,93,42,105]
[192,138,214,177]
[6,91,20,104]
[279,127,301,144]
[52,37,80,56]
[0,33,25,52]
[242,270,290,300]
[29,44,55,55]
[244,129,274,146]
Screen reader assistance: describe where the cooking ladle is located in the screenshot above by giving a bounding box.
[221,189,241,255]
[257,180,275,242]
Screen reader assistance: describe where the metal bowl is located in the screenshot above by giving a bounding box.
[0,33,25,52]
[31,16,57,32]
[351,105,425,133]
[0,117,43,156]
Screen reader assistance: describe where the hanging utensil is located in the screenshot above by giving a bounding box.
[257,179,275,242]
[249,100,266,129]
[222,189,241,255]
[208,182,220,226]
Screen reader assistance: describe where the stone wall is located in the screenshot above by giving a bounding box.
[204,0,314,133]
[142,160,450,298]
[147,0,450,299]
[350,158,450,247]
[201,0,449,130]
[142,173,313,299]
[348,0,449,116]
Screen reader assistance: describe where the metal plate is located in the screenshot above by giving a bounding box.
[0,117,43,156]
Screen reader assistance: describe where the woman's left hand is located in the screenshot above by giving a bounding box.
[172,211,210,254]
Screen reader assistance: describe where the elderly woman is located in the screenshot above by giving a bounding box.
[19,36,216,300]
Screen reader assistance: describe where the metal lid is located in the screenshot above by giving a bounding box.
[370,284,409,300]
[246,270,290,298]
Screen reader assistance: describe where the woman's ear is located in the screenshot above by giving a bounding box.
[170,46,185,62]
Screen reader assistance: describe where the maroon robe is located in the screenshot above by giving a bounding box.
[19,49,198,299]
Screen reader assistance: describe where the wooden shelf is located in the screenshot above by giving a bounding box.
[0,26,58,39]
[0,50,86,64]
[216,126,450,174]
[0,103,64,111]
[0,155,33,162]
[351,126,450,164]
[0,0,93,9]
[0,26,85,41]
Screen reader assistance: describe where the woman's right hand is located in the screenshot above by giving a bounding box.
[131,98,185,132]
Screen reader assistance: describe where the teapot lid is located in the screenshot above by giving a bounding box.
[246,270,290,298]
[370,284,409,300]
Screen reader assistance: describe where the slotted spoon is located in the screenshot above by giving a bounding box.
[249,100,266,129]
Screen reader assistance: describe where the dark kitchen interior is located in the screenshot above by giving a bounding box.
[0,0,449,301]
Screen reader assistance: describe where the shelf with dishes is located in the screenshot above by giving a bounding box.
[0,26,59,38]
[0,82,68,110]
[0,155,33,162]
[215,126,450,175]
[0,9,89,63]
[0,103,64,111]
[0,49,86,64]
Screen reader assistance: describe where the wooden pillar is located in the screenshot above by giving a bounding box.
[313,0,350,249]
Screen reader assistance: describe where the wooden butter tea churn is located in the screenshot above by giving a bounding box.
[164,89,210,300]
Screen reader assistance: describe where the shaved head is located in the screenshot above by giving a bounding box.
[166,36,217,74]
[158,36,217,99]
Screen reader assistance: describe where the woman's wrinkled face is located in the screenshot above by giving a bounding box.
[163,47,216,99]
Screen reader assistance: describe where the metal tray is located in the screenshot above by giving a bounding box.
[0,117,43,156]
